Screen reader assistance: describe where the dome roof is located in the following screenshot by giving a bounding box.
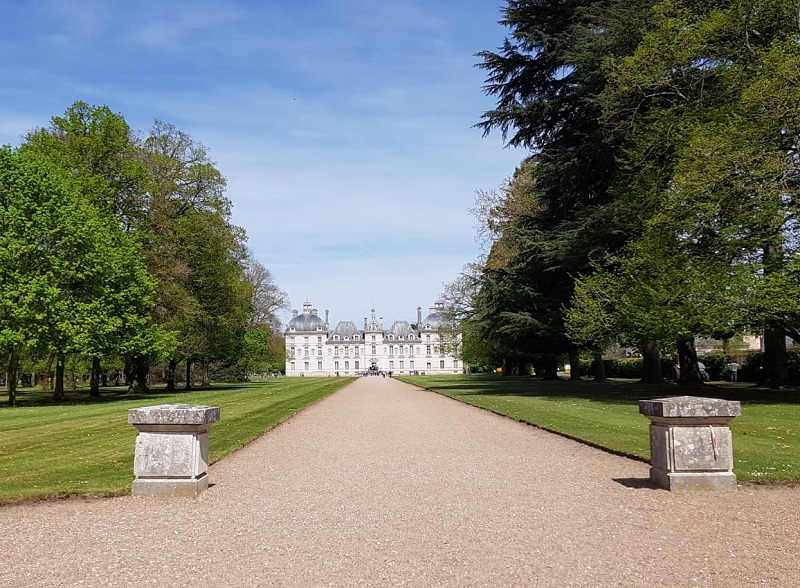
[421,303,448,331]
[286,302,327,332]
[421,311,444,330]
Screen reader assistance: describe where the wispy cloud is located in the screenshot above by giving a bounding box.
[0,0,525,325]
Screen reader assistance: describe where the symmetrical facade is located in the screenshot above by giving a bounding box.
[284,302,461,376]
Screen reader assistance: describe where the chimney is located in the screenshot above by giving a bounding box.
[417,306,422,327]
[325,310,329,328]
[364,317,368,330]
[292,309,298,317]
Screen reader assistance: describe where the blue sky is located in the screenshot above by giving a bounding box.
[0,0,525,327]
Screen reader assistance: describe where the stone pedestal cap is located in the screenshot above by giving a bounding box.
[128,403,220,426]
[639,396,741,419]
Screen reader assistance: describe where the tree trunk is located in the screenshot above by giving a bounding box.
[676,338,703,386]
[568,350,581,381]
[640,340,663,384]
[185,359,193,390]
[542,353,560,380]
[762,325,788,388]
[201,361,210,387]
[53,353,66,401]
[44,354,54,390]
[165,359,178,391]
[89,357,101,399]
[124,355,134,389]
[7,345,19,406]
[128,355,149,394]
[592,348,607,382]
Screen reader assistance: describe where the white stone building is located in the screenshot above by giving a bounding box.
[284,302,462,376]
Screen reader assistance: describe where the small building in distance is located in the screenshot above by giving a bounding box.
[284,301,462,376]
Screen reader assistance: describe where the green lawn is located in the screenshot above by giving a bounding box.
[0,378,353,503]
[400,374,800,483]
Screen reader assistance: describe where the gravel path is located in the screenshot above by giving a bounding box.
[2,376,798,587]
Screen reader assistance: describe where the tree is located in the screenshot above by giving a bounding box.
[22,101,147,229]
[172,210,251,387]
[472,0,657,378]
[137,119,238,390]
[245,257,289,332]
[0,147,166,403]
[597,0,800,385]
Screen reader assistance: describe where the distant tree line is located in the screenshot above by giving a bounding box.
[1,101,288,405]
[445,0,800,386]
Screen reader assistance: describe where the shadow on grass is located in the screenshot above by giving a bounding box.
[0,380,275,409]
[409,374,800,406]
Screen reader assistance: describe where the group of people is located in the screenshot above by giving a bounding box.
[670,360,739,382]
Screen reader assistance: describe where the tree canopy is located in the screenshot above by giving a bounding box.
[2,101,286,402]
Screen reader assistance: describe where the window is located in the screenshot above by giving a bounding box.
[389,345,394,355]
[305,362,310,371]
[290,336,295,343]
[426,345,431,354]
[389,361,394,369]
[416,347,420,354]
[399,361,404,369]
[371,345,376,355]
[355,347,359,356]
[389,334,394,340]
[290,362,296,371]
[371,335,376,342]
[440,360,445,369]
[335,346,339,355]
[426,335,431,342]
[317,336,322,344]
[318,361,323,370]
[345,361,349,370]
[335,361,339,370]
[304,337,309,343]
[290,346,295,357]
[354,335,359,340]
[454,360,459,369]
[410,360,414,369]
[427,362,432,370]
[355,361,360,370]
[318,347,322,355]
[345,347,349,355]
[334,335,339,341]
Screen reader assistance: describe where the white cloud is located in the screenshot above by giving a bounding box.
[1,0,526,329]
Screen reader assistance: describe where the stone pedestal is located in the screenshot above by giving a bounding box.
[128,404,220,497]
[639,396,740,491]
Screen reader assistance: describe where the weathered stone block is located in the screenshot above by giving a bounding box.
[133,431,209,478]
[639,396,740,491]
[129,404,219,498]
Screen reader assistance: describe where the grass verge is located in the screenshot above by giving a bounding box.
[399,374,800,483]
[0,378,354,503]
